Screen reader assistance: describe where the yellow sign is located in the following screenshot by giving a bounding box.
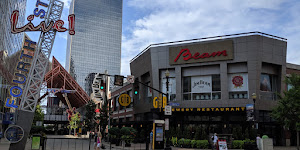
[118,94,131,107]
[153,94,167,108]
[79,128,82,133]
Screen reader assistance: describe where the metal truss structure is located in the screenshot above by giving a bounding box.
[19,0,63,112]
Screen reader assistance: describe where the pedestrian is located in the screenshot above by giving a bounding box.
[0,130,2,142]
[96,131,102,150]
[256,134,261,150]
[150,130,153,149]
[94,129,98,150]
[211,133,218,150]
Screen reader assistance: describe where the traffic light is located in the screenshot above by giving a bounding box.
[100,80,105,91]
[134,90,138,95]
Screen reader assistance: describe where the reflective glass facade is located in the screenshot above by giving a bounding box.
[66,0,123,89]
[0,0,26,56]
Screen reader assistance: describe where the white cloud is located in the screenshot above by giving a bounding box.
[121,0,300,75]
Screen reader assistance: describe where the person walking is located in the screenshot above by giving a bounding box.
[211,133,218,150]
[150,130,153,149]
[256,134,262,150]
[96,131,102,150]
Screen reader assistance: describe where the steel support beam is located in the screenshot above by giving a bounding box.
[10,0,63,149]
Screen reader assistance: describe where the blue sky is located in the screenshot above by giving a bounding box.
[25,0,300,76]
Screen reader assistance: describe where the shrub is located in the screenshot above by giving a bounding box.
[183,139,191,148]
[171,137,178,146]
[109,127,120,137]
[196,140,209,149]
[191,140,197,148]
[178,138,184,147]
[30,126,45,135]
[233,140,244,149]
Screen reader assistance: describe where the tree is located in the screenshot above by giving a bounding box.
[272,73,300,150]
[68,112,81,136]
[97,100,109,136]
[84,100,96,131]
[32,104,44,126]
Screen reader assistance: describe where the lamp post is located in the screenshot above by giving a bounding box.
[165,70,171,150]
[251,93,256,122]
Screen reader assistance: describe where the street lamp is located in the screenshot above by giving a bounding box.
[251,93,257,121]
[165,70,171,150]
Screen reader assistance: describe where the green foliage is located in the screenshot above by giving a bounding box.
[196,140,209,149]
[191,140,197,148]
[171,137,178,146]
[200,127,207,140]
[178,138,184,147]
[68,112,81,135]
[262,135,269,139]
[84,100,96,131]
[170,127,176,138]
[108,127,121,138]
[98,100,110,136]
[272,73,300,131]
[32,104,44,126]
[120,127,137,144]
[183,139,191,147]
[233,140,244,149]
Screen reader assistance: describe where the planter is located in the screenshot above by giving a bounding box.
[125,143,131,147]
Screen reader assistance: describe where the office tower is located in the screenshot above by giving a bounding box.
[0,0,26,56]
[66,0,122,89]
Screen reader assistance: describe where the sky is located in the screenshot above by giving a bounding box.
[25,0,300,76]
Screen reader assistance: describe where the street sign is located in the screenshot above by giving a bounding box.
[4,125,24,143]
[165,106,172,115]
[169,102,180,106]
[114,75,124,86]
[118,94,131,107]
[127,75,135,83]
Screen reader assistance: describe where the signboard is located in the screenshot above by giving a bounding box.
[155,127,163,141]
[165,106,172,115]
[228,73,248,91]
[4,125,24,143]
[31,136,40,150]
[218,140,228,150]
[191,76,212,93]
[118,94,131,107]
[153,94,167,108]
[169,40,233,65]
[165,118,169,130]
[5,38,36,108]
[164,107,246,112]
[246,104,254,121]
[169,102,180,106]
[114,75,124,86]
[127,75,135,83]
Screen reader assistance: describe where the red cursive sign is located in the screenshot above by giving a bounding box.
[174,48,228,62]
[11,10,75,35]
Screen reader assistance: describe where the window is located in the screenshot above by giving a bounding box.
[183,75,221,100]
[228,73,248,99]
[260,74,278,100]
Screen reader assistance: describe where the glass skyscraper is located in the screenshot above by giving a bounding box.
[0,0,26,56]
[66,0,122,89]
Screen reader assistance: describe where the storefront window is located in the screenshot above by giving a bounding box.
[228,73,248,99]
[183,75,221,100]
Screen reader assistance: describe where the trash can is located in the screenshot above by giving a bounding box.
[31,134,41,150]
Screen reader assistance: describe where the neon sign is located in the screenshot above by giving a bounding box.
[10,0,75,35]
[5,39,36,108]
[174,49,228,62]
